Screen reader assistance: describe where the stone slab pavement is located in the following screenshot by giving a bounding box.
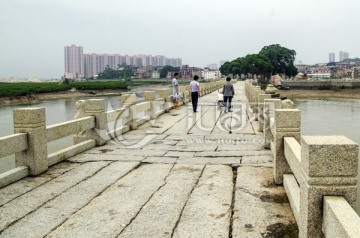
[0,81,298,237]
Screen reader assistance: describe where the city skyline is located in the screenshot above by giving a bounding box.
[1,0,360,79]
[65,45,182,79]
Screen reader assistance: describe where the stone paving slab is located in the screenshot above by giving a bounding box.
[177,156,241,165]
[0,162,110,232]
[173,165,233,238]
[1,162,139,238]
[242,155,273,166]
[85,148,167,157]
[232,166,298,237]
[168,145,217,152]
[117,164,204,238]
[142,156,177,164]
[45,164,173,238]
[141,143,173,151]
[68,154,145,163]
[0,162,79,207]
[195,150,272,157]
[164,151,196,158]
[165,134,205,141]
[149,139,178,146]
[217,144,265,151]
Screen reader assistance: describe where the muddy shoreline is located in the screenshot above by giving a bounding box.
[0,89,127,106]
[277,88,360,100]
[2,86,360,106]
[0,83,172,106]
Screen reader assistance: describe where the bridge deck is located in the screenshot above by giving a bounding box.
[0,82,297,237]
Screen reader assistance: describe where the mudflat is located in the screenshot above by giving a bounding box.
[278,88,360,99]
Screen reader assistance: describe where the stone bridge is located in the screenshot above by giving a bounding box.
[0,81,298,237]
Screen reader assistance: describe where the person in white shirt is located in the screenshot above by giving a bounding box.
[190,75,200,112]
[172,73,180,110]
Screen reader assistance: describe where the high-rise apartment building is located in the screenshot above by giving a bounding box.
[64,45,84,79]
[66,45,182,78]
[339,51,349,61]
[329,53,335,63]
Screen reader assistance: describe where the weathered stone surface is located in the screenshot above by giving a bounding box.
[0,162,78,206]
[0,162,139,238]
[177,156,240,165]
[14,108,48,175]
[242,155,272,166]
[68,154,145,162]
[217,144,265,151]
[45,164,172,238]
[0,162,110,232]
[301,136,359,177]
[118,165,204,237]
[195,150,271,157]
[85,148,167,157]
[173,165,233,237]
[232,166,298,237]
[322,196,360,238]
[168,145,217,152]
[164,151,196,157]
[142,156,177,164]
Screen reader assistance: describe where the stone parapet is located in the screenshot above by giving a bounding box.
[13,108,48,175]
[263,99,282,148]
[298,136,358,238]
[273,109,301,184]
[121,94,136,107]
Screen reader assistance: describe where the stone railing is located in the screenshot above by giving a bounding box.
[0,81,224,189]
[245,80,360,238]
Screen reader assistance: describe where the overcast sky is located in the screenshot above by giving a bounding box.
[1,0,359,79]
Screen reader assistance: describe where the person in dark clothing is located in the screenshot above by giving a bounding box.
[190,75,200,112]
[222,76,235,112]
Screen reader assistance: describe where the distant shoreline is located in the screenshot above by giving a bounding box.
[0,83,171,106]
[278,88,360,100]
[0,89,123,106]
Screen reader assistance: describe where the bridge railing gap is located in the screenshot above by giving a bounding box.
[245,79,360,238]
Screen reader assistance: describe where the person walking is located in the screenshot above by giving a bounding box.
[190,75,200,112]
[172,73,180,110]
[223,76,235,112]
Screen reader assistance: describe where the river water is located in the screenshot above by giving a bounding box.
[0,96,359,212]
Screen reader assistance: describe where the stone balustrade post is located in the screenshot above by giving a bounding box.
[186,85,192,102]
[299,136,359,238]
[83,99,107,146]
[121,94,136,107]
[13,108,48,175]
[179,86,186,104]
[252,87,262,121]
[273,109,301,184]
[257,94,272,131]
[263,99,282,148]
[144,91,157,119]
[159,88,172,112]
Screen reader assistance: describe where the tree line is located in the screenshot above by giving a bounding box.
[220,44,298,82]
[96,64,180,80]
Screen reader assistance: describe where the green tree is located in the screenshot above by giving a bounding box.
[219,61,231,75]
[259,44,298,76]
[160,65,180,78]
[242,54,272,80]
